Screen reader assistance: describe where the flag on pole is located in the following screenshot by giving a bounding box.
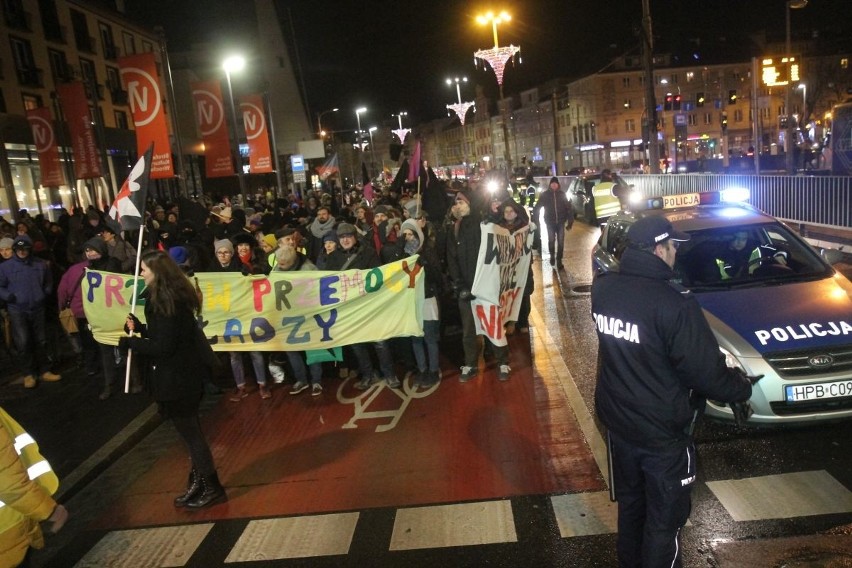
[361,161,373,202]
[316,153,339,180]
[107,144,153,233]
[406,141,421,183]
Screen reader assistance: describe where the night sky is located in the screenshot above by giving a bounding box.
[127,0,847,132]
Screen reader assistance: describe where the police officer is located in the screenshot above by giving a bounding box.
[591,215,754,568]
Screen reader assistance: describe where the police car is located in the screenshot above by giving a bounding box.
[592,190,852,425]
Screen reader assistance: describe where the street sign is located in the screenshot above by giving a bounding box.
[293,171,306,183]
[674,113,687,126]
[290,154,305,173]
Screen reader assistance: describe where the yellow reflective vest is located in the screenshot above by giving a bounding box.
[0,406,59,568]
[592,181,622,220]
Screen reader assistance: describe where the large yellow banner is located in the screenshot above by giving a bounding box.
[84,257,424,351]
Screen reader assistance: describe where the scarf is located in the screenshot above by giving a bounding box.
[238,250,253,269]
[309,216,336,239]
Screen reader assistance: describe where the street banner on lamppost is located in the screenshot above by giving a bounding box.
[56,82,102,179]
[239,94,273,173]
[118,52,174,179]
[25,107,65,187]
[191,80,235,178]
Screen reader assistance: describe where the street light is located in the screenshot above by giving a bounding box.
[222,54,247,203]
[797,83,807,125]
[368,126,377,176]
[475,9,518,172]
[446,77,468,104]
[785,0,808,173]
[392,111,410,144]
[354,107,367,151]
[317,107,338,138]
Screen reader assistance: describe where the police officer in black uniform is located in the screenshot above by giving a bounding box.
[592,215,754,568]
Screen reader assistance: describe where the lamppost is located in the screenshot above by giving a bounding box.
[317,107,338,138]
[446,76,476,125]
[475,10,519,173]
[797,83,807,130]
[368,126,377,176]
[223,55,247,203]
[785,0,808,173]
[354,107,367,152]
[392,111,410,144]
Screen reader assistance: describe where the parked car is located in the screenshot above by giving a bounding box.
[592,190,852,426]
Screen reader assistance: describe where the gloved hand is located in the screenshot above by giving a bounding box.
[124,312,142,333]
[6,293,15,304]
[458,288,475,301]
[44,504,68,534]
[729,370,763,426]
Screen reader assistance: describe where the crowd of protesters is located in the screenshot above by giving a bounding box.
[0,168,566,403]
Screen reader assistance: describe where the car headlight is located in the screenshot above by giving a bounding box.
[719,346,746,372]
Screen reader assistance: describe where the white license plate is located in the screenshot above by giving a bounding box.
[785,380,852,402]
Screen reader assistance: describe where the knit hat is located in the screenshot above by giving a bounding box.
[12,234,33,250]
[0,237,14,249]
[262,234,277,249]
[323,231,338,243]
[373,205,391,216]
[169,246,189,265]
[549,176,560,187]
[214,239,234,254]
[336,222,356,237]
[83,236,108,256]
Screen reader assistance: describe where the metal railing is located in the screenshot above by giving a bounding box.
[536,174,852,230]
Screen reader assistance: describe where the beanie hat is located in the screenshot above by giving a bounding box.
[214,239,234,254]
[336,222,356,237]
[0,237,14,249]
[274,227,298,241]
[83,236,108,256]
[12,234,33,250]
[373,205,391,216]
[455,189,472,205]
[323,231,338,243]
[169,246,189,265]
[259,234,275,249]
[549,176,560,186]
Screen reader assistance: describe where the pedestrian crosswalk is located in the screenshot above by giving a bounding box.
[70,469,852,567]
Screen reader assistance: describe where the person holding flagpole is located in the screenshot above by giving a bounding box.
[119,250,226,509]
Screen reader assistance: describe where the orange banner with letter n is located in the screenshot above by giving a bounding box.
[191,80,234,178]
[26,107,65,187]
[118,52,174,179]
[240,94,273,173]
[57,82,101,180]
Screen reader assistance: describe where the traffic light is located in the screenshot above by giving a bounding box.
[721,111,729,134]
[673,94,682,111]
[664,94,673,111]
[728,90,737,105]
[696,92,705,107]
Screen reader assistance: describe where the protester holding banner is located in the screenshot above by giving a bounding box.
[204,238,271,401]
[99,225,137,273]
[119,250,226,509]
[447,191,511,382]
[270,244,327,396]
[500,199,535,334]
[326,223,401,390]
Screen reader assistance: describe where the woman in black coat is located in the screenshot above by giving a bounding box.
[119,250,225,509]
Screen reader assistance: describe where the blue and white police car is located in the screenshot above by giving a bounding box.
[592,190,852,425]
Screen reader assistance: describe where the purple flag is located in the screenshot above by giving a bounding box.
[407,141,421,183]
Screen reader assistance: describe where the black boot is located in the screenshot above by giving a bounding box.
[173,468,202,508]
[186,472,226,509]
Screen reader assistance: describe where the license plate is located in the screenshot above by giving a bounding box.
[785,380,852,402]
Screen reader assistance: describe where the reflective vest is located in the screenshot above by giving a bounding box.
[0,407,59,512]
[592,182,622,219]
[716,247,762,279]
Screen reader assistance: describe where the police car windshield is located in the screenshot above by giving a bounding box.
[671,223,832,290]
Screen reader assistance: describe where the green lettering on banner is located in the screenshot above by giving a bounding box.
[365,268,383,292]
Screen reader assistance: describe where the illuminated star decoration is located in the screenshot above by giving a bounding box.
[474,45,521,86]
[392,128,411,143]
[446,101,476,125]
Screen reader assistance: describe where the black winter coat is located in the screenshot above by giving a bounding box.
[533,187,573,227]
[446,214,481,291]
[592,247,751,449]
[125,299,205,404]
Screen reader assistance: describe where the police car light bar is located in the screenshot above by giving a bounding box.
[637,190,750,212]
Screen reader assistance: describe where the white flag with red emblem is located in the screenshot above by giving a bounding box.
[107,144,152,232]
